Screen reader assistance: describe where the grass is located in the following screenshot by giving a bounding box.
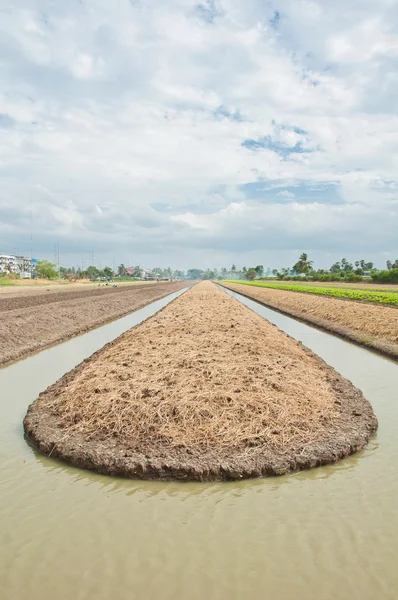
[224,280,398,307]
[0,278,15,287]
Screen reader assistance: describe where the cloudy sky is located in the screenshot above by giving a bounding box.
[1,0,397,271]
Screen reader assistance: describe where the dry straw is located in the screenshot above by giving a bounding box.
[44,282,339,456]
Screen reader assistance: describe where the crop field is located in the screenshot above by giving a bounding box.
[0,280,187,366]
[225,280,398,307]
[222,281,398,360]
[260,280,398,293]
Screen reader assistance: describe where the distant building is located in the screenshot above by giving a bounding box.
[0,254,33,278]
[125,266,155,280]
[15,256,33,278]
[0,254,16,274]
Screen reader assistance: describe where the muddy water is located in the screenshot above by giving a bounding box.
[1,287,398,600]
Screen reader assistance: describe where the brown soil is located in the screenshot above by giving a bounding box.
[222,283,398,360]
[24,281,377,481]
[0,281,187,366]
[0,282,159,312]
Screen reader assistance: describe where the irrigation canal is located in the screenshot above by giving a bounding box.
[1,284,397,600]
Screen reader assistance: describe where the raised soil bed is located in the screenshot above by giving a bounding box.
[0,281,187,366]
[221,282,398,361]
[24,282,377,481]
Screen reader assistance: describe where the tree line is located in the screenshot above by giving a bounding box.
[16,256,398,284]
[266,254,398,284]
[188,255,398,284]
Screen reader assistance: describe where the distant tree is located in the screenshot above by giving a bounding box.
[330,262,341,273]
[202,269,216,280]
[133,265,143,278]
[35,260,58,280]
[293,253,313,274]
[231,264,237,273]
[86,265,100,281]
[103,266,114,279]
[272,269,278,276]
[173,270,185,280]
[341,258,354,273]
[254,265,264,276]
[387,260,392,271]
[187,268,204,280]
[118,264,127,277]
[246,268,258,280]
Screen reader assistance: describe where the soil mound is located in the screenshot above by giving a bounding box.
[221,282,398,361]
[24,282,377,481]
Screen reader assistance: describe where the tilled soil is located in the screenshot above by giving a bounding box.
[0,282,187,366]
[24,281,377,481]
[222,282,398,360]
[0,282,158,312]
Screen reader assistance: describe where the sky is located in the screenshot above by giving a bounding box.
[0,0,398,271]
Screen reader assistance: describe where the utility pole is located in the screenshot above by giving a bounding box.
[30,195,33,278]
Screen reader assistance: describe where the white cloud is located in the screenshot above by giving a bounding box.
[0,0,397,269]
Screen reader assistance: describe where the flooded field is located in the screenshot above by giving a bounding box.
[1,286,398,600]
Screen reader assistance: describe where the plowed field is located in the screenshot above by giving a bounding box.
[0,281,187,366]
[222,282,398,360]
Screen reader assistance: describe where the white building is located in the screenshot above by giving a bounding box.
[0,254,33,278]
[0,254,16,273]
[15,256,33,278]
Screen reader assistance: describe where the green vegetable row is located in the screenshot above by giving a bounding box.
[223,280,398,307]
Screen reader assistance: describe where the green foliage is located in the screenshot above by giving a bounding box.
[293,253,313,274]
[386,260,398,271]
[86,265,100,281]
[35,260,58,280]
[224,280,398,307]
[372,269,398,283]
[103,266,114,279]
[118,264,128,277]
[0,278,15,286]
[246,268,258,280]
[187,269,205,280]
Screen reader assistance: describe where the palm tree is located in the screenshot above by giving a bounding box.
[294,253,314,275]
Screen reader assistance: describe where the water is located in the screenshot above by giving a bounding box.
[1,287,398,600]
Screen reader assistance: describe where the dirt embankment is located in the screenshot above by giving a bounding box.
[0,282,187,366]
[222,282,398,360]
[24,281,377,481]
